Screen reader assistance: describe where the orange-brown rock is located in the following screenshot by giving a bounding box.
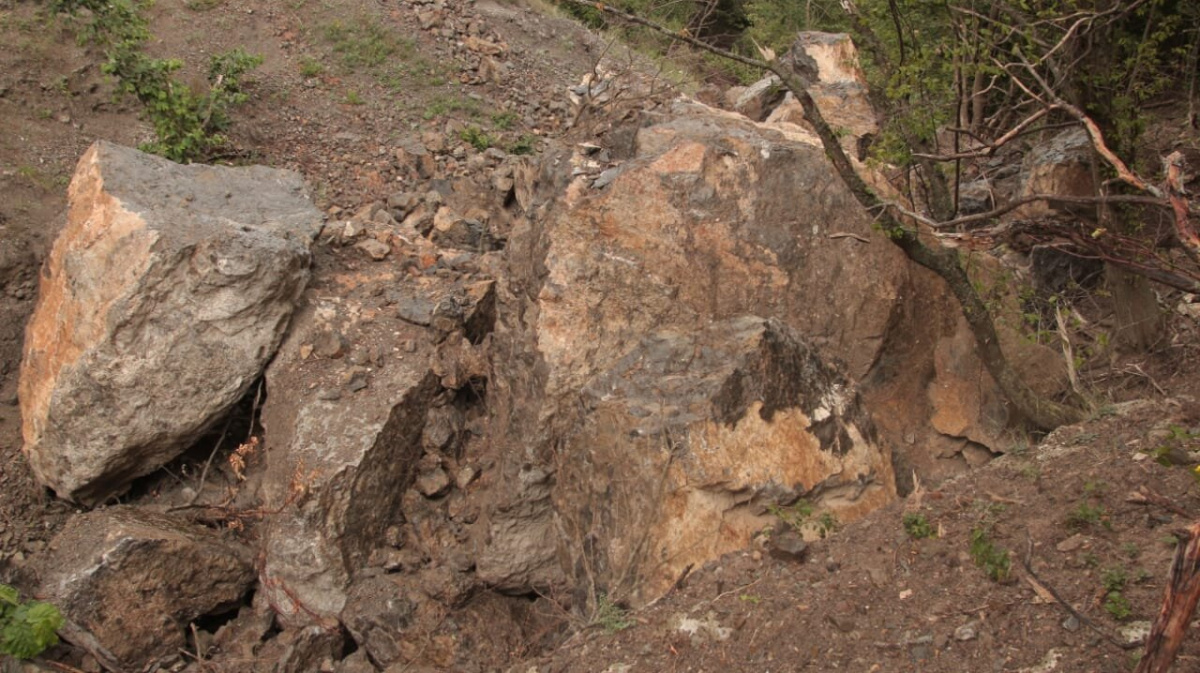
[19,141,320,504]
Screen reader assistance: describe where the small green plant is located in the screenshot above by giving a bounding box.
[969,526,1011,582]
[1122,542,1140,559]
[343,90,364,105]
[104,47,263,162]
[299,58,325,77]
[738,593,761,604]
[422,94,482,120]
[491,111,519,129]
[52,0,261,163]
[0,584,64,659]
[816,512,839,539]
[459,125,494,151]
[593,593,633,634]
[1066,502,1110,531]
[323,19,401,69]
[768,500,814,531]
[508,133,537,155]
[1102,567,1132,620]
[903,513,936,539]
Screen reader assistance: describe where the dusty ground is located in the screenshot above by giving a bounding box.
[4,0,1200,671]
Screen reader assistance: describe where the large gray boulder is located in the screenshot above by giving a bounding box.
[19,141,320,505]
[36,507,256,670]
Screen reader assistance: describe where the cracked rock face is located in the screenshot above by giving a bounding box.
[19,141,320,505]
[483,106,905,605]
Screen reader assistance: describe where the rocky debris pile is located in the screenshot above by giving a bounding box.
[18,141,321,505]
[268,0,639,213]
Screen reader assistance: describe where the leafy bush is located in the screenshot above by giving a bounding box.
[50,0,261,163]
[459,125,494,151]
[593,593,633,633]
[902,513,935,539]
[104,46,262,162]
[0,584,64,660]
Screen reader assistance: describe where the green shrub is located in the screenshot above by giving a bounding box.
[0,584,64,660]
[459,125,494,151]
[51,0,261,163]
[902,513,935,539]
[593,593,633,633]
[969,527,1011,583]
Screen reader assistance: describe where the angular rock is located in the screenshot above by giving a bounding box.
[37,506,255,670]
[476,465,563,593]
[768,528,810,562]
[20,141,319,504]
[560,317,890,600]
[732,74,786,122]
[259,265,493,626]
[1015,127,1094,219]
[341,576,416,667]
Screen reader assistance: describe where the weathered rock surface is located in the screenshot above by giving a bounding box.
[1015,127,1094,219]
[36,506,255,670]
[558,317,892,601]
[19,141,320,504]
[259,261,492,626]
[481,103,907,604]
[340,575,416,667]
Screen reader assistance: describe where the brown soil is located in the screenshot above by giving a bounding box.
[3,0,1200,672]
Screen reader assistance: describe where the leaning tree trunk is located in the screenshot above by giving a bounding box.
[768,63,1087,431]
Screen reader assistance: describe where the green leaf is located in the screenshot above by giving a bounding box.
[1,601,63,659]
[0,584,18,607]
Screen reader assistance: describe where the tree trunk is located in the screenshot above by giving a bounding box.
[1107,264,1163,352]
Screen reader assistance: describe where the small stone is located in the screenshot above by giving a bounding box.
[767,529,808,562]
[954,622,978,641]
[312,331,346,359]
[416,465,451,498]
[592,167,621,189]
[1061,615,1080,632]
[1056,534,1088,553]
[356,239,391,261]
[454,465,479,489]
[316,389,342,401]
[828,614,855,633]
[299,343,314,360]
[347,373,369,392]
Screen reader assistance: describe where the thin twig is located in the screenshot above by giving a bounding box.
[1021,532,1140,651]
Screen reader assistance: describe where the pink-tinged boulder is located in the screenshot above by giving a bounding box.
[19,141,320,505]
